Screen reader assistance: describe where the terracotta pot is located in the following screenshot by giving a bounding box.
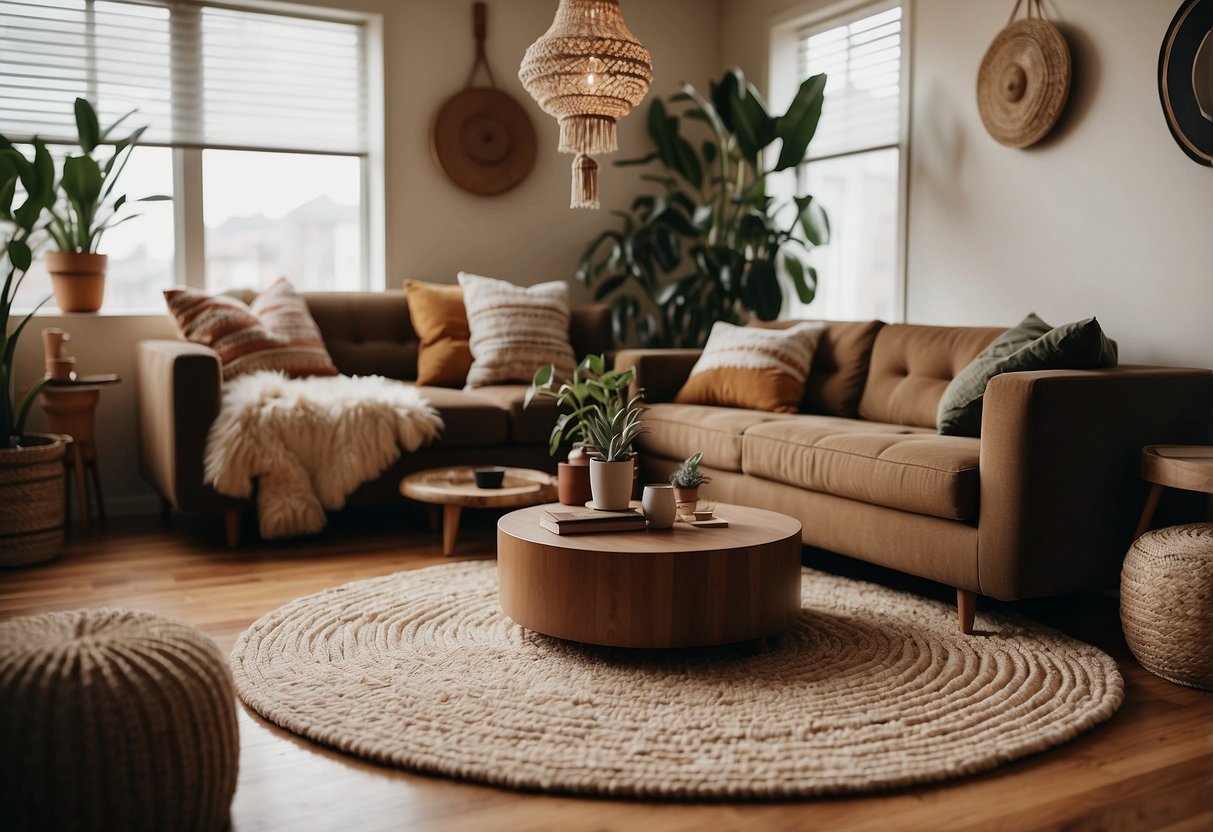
[589,458,634,510]
[672,485,700,516]
[556,462,592,506]
[46,252,107,313]
[0,434,70,567]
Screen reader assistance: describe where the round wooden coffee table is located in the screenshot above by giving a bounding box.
[401,467,556,555]
[497,503,803,648]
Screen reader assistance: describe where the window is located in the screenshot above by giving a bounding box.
[775,1,905,321]
[1,0,376,310]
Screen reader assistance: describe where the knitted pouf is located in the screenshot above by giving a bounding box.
[1121,523,1213,690]
[0,609,240,831]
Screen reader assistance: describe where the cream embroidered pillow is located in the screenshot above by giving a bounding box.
[675,321,825,413]
[457,272,577,388]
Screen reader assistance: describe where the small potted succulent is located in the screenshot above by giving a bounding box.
[45,98,169,313]
[526,354,640,506]
[669,451,711,514]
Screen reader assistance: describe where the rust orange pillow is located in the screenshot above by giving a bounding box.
[674,321,825,413]
[163,278,338,381]
[404,280,473,387]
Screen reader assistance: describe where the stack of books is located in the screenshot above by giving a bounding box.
[539,507,647,535]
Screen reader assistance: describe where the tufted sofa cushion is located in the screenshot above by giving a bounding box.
[304,292,419,380]
[858,324,1002,428]
[742,417,981,521]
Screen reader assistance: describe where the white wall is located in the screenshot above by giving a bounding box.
[11,0,723,514]
[724,0,1213,366]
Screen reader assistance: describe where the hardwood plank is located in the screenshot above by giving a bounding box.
[1,508,1210,832]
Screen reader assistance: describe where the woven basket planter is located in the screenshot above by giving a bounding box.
[0,609,240,831]
[1121,523,1213,690]
[0,433,69,567]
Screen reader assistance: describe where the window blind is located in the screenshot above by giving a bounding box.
[0,0,368,155]
[798,4,901,161]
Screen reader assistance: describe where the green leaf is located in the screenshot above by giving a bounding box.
[134,194,172,202]
[62,155,104,207]
[6,239,31,272]
[74,97,101,153]
[782,251,817,304]
[592,273,627,300]
[774,73,827,171]
[794,195,829,245]
[742,258,782,320]
[672,136,702,189]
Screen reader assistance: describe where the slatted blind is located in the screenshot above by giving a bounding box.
[0,0,367,154]
[799,4,902,161]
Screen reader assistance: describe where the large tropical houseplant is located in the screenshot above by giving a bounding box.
[1,136,71,565]
[44,98,168,313]
[578,68,830,348]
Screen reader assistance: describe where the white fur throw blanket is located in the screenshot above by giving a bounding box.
[205,372,443,538]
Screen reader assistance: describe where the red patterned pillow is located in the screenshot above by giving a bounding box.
[164,278,338,381]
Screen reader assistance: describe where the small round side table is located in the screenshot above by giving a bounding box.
[39,373,121,531]
[1133,445,1213,538]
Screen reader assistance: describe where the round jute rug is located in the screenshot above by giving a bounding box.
[230,562,1123,799]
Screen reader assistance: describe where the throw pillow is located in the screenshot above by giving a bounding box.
[164,278,338,381]
[404,280,473,387]
[674,321,826,413]
[938,314,1118,436]
[457,272,576,388]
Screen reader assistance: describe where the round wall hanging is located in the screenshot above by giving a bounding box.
[1158,0,1213,166]
[431,3,537,195]
[977,0,1071,148]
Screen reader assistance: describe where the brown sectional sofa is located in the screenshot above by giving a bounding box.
[137,290,614,541]
[619,320,1213,630]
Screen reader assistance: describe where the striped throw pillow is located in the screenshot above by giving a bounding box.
[164,278,339,381]
[458,272,576,388]
[675,321,825,413]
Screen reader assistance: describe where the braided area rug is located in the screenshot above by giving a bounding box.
[230,562,1122,799]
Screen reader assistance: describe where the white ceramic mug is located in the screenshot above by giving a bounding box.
[641,484,677,529]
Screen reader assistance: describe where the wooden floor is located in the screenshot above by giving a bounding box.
[2,506,1211,832]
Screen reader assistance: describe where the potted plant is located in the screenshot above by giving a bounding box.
[526,354,639,506]
[1,137,71,565]
[580,387,648,511]
[669,451,711,514]
[577,68,830,347]
[45,98,169,313]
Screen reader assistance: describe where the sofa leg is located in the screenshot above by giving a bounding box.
[224,508,242,548]
[957,589,976,635]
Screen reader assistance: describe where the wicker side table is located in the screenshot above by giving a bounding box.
[1121,523,1213,690]
[0,609,239,831]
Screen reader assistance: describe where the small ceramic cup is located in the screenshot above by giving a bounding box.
[641,484,677,529]
[473,466,506,488]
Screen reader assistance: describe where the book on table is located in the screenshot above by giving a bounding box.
[540,507,647,535]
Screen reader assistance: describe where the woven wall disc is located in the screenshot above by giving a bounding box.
[431,88,536,196]
[977,18,1071,148]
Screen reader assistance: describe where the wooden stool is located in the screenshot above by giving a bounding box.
[39,375,120,531]
[1134,445,1213,538]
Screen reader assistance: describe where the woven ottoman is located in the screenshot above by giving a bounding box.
[0,609,239,831]
[1121,523,1213,690]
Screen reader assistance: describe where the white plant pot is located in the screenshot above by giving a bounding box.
[589,458,634,510]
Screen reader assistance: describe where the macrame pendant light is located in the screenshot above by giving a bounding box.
[519,0,652,209]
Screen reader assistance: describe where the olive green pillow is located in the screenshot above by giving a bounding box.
[937,314,1118,437]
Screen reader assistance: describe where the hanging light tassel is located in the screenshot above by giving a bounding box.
[559,114,618,156]
[571,154,599,209]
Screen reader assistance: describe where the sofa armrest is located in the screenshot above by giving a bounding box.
[614,349,702,404]
[136,339,225,513]
[977,366,1213,600]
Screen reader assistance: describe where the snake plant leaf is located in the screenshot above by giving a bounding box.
[0,152,16,221]
[74,97,101,154]
[773,73,827,172]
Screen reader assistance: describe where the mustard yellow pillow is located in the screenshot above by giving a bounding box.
[404,280,473,387]
[675,321,825,413]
